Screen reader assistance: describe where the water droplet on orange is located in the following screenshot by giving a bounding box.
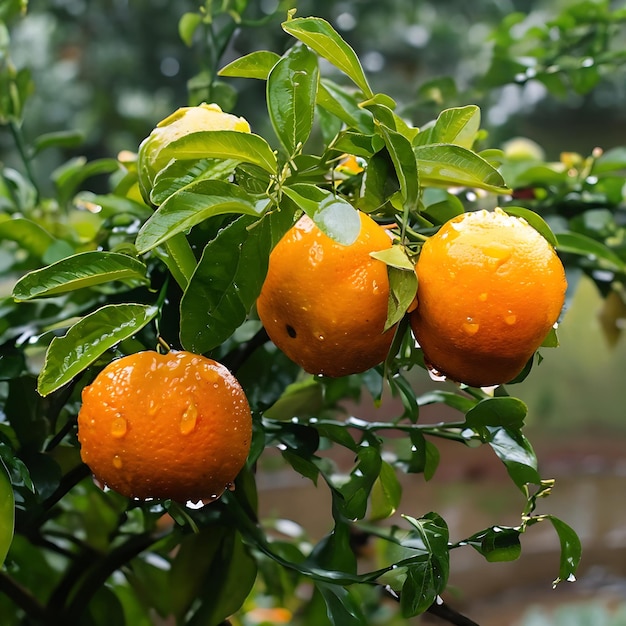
[505,313,517,325]
[201,367,219,384]
[462,318,480,336]
[111,416,128,438]
[112,455,123,469]
[479,292,488,302]
[226,482,236,492]
[180,403,198,435]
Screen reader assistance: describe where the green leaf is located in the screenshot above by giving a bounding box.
[38,303,158,396]
[336,444,382,520]
[282,183,361,245]
[400,513,449,617]
[32,130,84,155]
[136,179,264,253]
[150,157,241,206]
[0,216,55,258]
[267,43,319,156]
[416,105,481,149]
[219,50,281,79]
[317,79,375,133]
[503,206,558,247]
[556,231,625,271]
[316,582,367,626]
[370,460,402,520]
[186,530,258,626]
[282,16,373,98]
[52,157,120,206]
[385,266,417,330]
[307,521,357,574]
[178,12,202,47]
[157,130,277,174]
[466,526,522,563]
[0,458,14,568]
[180,214,273,353]
[377,125,420,214]
[548,515,582,587]
[12,251,148,301]
[414,144,509,193]
[465,397,528,432]
[487,426,541,489]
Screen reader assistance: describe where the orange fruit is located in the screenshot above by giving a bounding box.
[77,350,252,502]
[137,102,250,202]
[256,212,396,377]
[410,208,567,387]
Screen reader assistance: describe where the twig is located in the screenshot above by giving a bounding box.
[0,570,48,622]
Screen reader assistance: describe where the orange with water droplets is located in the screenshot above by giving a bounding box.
[77,350,252,502]
[256,211,396,377]
[410,208,567,387]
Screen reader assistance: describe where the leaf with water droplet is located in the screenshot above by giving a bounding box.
[547,515,581,588]
[282,183,360,245]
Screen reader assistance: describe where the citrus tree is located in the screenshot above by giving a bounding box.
[4,1,626,624]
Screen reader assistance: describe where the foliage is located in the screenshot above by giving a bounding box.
[4,0,626,624]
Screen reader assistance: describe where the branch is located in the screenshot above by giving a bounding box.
[0,571,47,622]
[385,587,479,626]
[427,599,480,626]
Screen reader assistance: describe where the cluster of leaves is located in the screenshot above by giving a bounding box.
[6,2,626,625]
[482,0,626,96]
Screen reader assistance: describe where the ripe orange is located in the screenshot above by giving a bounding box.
[77,350,252,502]
[410,208,567,387]
[256,211,395,377]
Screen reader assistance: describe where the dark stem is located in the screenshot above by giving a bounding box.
[427,600,480,626]
[0,571,48,622]
[384,587,480,626]
[9,121,40,202]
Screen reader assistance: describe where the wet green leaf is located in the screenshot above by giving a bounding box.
[548,515,582,587]
[219,50,281,79]
[466,526,522,563]
[180,213,273,353]
[336,444,381,521]
[0,458,14,568]
[307,521,357,574]
[487,426,541,489]
[264,378,324,421]
[282,183,361,245]
[267,43,319,155]
[400,513,449,617]
[52,157,120,206]
[465,396,528,432]
[136,179,264,253]
[370,461,402,520]
[12,251,148,301]
[282,16,373,98]
[38,303,158,396]
[414,144,509,193]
